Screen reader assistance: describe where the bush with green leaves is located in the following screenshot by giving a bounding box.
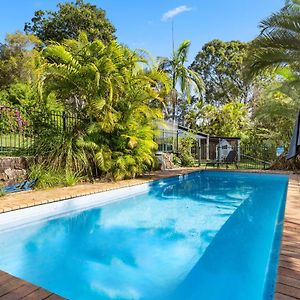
[172,155,182,166]
[29,164,80,189]
[33,33,170,180]
[178,135,196,167]
[0,186,5,197]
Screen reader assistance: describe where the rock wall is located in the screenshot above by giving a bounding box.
[0,157,33,184]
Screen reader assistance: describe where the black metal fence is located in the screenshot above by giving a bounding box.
[0,106,79,156]
[155,129,279,170]
[1,106,281,170]
[196,143,278,170]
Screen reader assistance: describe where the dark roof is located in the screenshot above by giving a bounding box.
[177,124,240,140]
[210,136,241,140]
[177,124,209,138]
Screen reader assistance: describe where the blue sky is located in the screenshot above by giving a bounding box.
[0,0,284,63]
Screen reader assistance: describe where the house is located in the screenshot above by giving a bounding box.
[155,120,241,162]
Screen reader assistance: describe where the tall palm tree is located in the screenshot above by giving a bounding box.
[246,0,300,78]
[160,40,204,122]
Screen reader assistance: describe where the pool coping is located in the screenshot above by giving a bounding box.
[0,168,298,299]
[0,168,201,214]
[0,168,292,215]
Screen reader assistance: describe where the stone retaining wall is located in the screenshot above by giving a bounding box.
[0,157,33,183]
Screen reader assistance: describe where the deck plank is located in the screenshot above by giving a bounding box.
[275,174,300,300]
[0,271,63,300]
[0,284,39,300]
[21,288,53,300]
[275,292,299,300]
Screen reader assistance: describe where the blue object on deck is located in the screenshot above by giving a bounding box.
[3,179,37,193]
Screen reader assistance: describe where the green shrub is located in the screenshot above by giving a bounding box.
[0,188,5,197]
[180,152,195,167]
[29,164,80,189]
[173,155,182,166]
[178,135,196,167]
[65,171,80,187]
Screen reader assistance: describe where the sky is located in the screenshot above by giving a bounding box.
[0,0,284,63]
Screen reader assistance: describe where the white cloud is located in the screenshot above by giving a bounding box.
[161,5,192,22]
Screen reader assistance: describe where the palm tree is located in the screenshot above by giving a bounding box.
[246,0,300,78]
[160,40,204,122]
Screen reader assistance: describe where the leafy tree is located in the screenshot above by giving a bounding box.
[194,102,250,138]
[160,40,203,121]
[251,82,300,147]
[246,0,300,78]
[36,33,170,180]
[191,39,251,105]
[24,0,116,44]
[0,32,41,88]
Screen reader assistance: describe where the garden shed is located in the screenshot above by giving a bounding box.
[199,136,241,161]
[155,121,241,163]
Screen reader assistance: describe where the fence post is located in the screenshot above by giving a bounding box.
[198,139,201,167]
[176,130,179,155]
[206,135,210,161]
[62,111,66,132]
[162,129,165,152]
[218,138,221,160]
[237,139,241,162]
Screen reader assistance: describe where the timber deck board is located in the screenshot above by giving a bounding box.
[275,174,300,300]
[0,271,64,300]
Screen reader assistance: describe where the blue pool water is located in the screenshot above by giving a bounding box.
[0,171,288,300]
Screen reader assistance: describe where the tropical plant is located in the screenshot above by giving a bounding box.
[24,0,116,44]
[251,81,300,147]
[246,0,300,78]
[35,33,170,180]
[159,40,204,121]
[29,164,80,189]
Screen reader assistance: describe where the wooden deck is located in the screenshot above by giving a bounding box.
[275,174,300,300]
[0,270,64,300]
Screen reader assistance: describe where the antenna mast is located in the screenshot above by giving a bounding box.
[172,20,175,54]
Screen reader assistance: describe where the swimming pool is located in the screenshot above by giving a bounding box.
[0,171,288,300]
